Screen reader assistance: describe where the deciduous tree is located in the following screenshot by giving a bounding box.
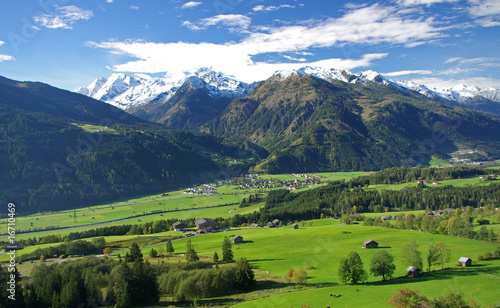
[370,251,396,281]
[338,251,367,284]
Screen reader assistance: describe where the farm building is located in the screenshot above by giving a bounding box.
[380,216,391,221]
[407,266,421,277]
[5,242,22,250]
[266,221,277,228]
[363,239,378,249]
[172,221,188,231]
[195,218,216,232]
[272,219,280,225]
[292,223,298,229]
[458,257,472,267]
[232,235,243,243]
[249,223,260,228]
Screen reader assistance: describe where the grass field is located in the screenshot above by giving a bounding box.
[145,219,499,307]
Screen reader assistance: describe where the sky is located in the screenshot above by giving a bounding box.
[0,0,499,90]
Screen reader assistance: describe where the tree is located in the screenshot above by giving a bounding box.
[401,239,423,270]
[432,241,451,270]
[387,288,430,308]
[185,239,199,262]
[149,248,158,258]
[166,239,174,256]
[432,291,470,308]
[126,243,143,263]
[427,239,438,272]
[103,247,112,255]
[370,251,396,281]
[222,237,234,262]
[213,251,219,263]
[338,251,367,284]
[292,268,308,285]
[91,237,106,251]
[233,258,256,291]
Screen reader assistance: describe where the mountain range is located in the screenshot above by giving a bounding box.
[77,67,500,118]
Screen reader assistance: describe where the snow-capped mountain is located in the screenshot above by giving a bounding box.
[77,66,500,116]
[271,67,500,108]
[76,68,256,110]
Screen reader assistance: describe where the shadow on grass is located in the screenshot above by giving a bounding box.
[369,266,500,286]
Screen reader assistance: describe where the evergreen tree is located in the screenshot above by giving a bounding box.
[149,248,158,258]
[213,251,219,263]
[222,237,234,262]
[185,239,199,262]
[126,243,143,263]
[166,239,174,256]
[233,258,256,291]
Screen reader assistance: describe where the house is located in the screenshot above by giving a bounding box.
[436,210,444,216]
[249,223,260,228]
[292,223,299,229]
[444,208,455,213]
[232,235,243,243]
[426,212,434,216]
[272,219,280,226]
[363,239,378,249]
[195,218,216,232]
[458,257,471,267]
[266,221,277,228]
[380,216,391,221]
[407,266,421,277]
[172,221,188,231]
[433,181,439,185]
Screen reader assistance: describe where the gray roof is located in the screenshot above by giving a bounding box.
[232,235,242,239]
[195,218,215,225]
[458,257,470,262]
[173,221,187,227]
[363,239,377,245]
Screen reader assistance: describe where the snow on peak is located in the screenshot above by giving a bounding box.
[76,68,256,109]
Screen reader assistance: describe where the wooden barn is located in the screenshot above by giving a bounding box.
[458,257,472,267]
[232,235,243,243]
[363,239,378,249]
[172,221,188,231]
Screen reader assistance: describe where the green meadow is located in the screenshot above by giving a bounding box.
[147,219,499,307]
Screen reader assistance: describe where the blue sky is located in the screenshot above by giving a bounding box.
[0,0,499,90]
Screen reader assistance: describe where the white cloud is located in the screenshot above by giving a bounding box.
[283,55,307,62]
[34,5,93,30]
[468,0,500,17]
[0,41,4,47]
[88,4,446,82]
[181,1,202,9]
[130,5,139,10]
[252,4,295,12]
[183,14,251,32]
[87,39,387,82]
[105,0,113,3]
[0,54,15,62]
[397,0,459,6]
[383,69,433,76]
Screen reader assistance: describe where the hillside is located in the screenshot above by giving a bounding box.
[0,76,261,213]
[203,73,500,173]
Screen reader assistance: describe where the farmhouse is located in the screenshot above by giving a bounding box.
[249,223,260,228]
[195,218,216,232]
[458,257,472,267]
[266,221,277,228]
[172,221,188,231]
[292,223,299,229]
[407,266,421,277]
[272,219,280,225]
[232,235,243,243]
[363,239,378,249]
[380,216,391,221]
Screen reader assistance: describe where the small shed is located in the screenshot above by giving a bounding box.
[249,223,260,228]
[232,235,243,243]
[272,219,280,226]
[363,239,378,249]
[407,266,421,277]
[458,257,471,267]
[292,223,298,229]
[172,221,188,231]
[380,216,390,221]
